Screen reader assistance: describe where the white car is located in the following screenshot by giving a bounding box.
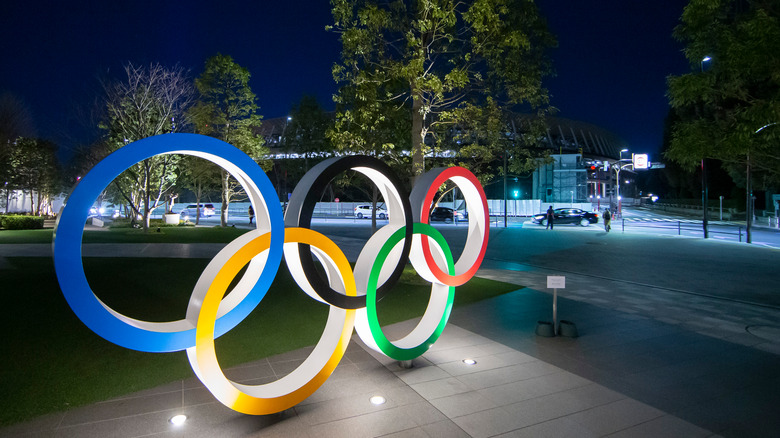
[180,203,216,218]
[354,204,388,219]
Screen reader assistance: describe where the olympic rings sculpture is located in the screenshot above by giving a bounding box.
[53,133,489,415]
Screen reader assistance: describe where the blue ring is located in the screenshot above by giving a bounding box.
[53,133,284,352]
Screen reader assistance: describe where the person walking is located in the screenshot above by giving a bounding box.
[546,205,555,230]
[603,208,611,232]
[248,205,255,225]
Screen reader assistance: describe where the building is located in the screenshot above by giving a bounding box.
[257,113,634,211]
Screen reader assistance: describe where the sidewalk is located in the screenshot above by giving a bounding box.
[2,231,779,436]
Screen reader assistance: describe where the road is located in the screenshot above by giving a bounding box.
[302,208,780,310]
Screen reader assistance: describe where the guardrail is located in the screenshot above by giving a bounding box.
[620,219,745,242]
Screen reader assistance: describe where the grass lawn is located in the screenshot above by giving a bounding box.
[0,225,250,244]
[0,237,521,426]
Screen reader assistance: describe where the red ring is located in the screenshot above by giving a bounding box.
[418,167,489,286]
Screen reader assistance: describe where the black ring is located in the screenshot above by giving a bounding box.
[284,156,413,309]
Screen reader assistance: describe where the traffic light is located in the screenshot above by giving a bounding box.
[512,190,519,198]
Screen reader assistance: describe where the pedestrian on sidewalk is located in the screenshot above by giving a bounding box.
[546,205,555,230]
[248,205,254,224]
[603,208,611,232]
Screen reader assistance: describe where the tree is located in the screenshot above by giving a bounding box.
[100,62,195,231]
[7,137,60,215]
[0,92,36,212]
[667,0,780,240]
[281,95,333,171]
[328,82,412,233]
[177,156,220,224]
[329,0,555,182]
[192,54,269,226]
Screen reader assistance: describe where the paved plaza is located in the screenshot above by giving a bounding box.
[1,221,779,437]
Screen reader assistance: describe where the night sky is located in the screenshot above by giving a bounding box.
[1,0,690,160]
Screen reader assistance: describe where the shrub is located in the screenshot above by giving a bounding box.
[0,215,45,230]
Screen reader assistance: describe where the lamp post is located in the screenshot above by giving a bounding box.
[503,151,508,228]
[617,149,629,216]
[750,122,777,243]
[699,57,712,234]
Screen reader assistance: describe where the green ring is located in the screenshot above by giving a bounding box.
[366,222,455,360]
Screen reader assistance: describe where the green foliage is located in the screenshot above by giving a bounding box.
[282,95,333,161]
[667,0,780,187]
[451,99,552,187]
[329,0,556,180]
[176,156,221,224]
[193,54,271,226]
[192,54,268,163]
[5,137,61,215]
[0,93,36,194]
[0,215,44,230]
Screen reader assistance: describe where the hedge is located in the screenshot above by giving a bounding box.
[0,215,45,230]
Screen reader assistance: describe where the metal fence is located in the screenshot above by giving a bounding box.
[620,219,746,242]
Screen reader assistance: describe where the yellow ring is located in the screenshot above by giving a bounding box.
[187,228,356,414]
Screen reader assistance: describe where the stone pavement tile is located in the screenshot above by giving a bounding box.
[421,419,471,438]
[296,365,406,407]
[428,390,498,418]
[223,361,276,382]
[344,346,379,365]
[380,427,430,438]
[58,391,184,427]
[564,398,665,436]
[456,361,562,391]
[493,416,595,438]
[501,383,626,427]
[409,377,473,400]
[423,343,502,365]
[436,353,524,377]
[173,402,309,438]
[294,391,392,426]
[476,371,591,407]
[605,415,714,438]
[394,361,452,384]
[395,400,448,426]
[451,406,526,438]
[308,406,421,438]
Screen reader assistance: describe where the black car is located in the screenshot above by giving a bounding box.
[430,207,467,223]
[531,208,599,226]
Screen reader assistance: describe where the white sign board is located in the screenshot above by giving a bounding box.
[547,276,565,289]
[633,153,649,169]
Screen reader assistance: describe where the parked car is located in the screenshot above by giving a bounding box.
[354,204,388,219]
[429,207,466,223]
[180,203,216,218]
[88,205,120,218]
[531,208,599,226]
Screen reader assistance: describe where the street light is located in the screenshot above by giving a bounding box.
[701,56,712,72]
[699,56,712,238]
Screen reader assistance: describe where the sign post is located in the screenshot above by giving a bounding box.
[547,276,565,334]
